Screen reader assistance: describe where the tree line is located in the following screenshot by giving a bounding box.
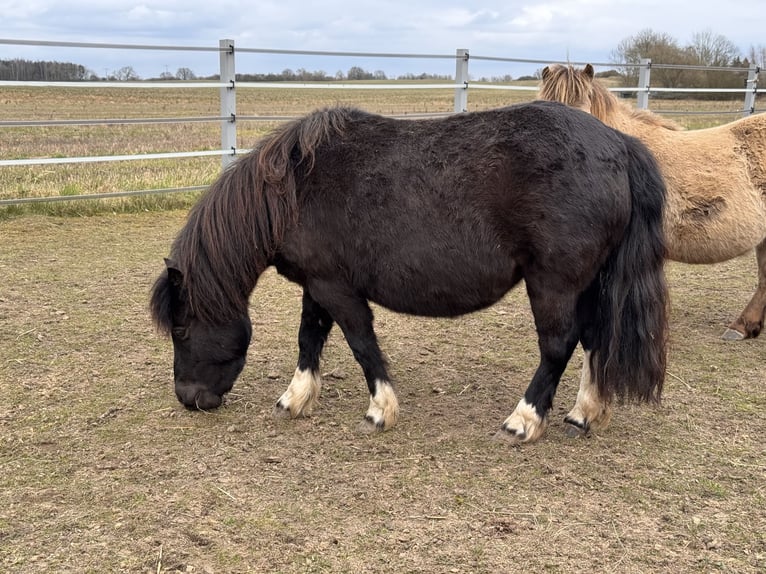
[0,59,90,81]
[0,59,456,83]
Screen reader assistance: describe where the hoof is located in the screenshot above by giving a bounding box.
[272,402,294,419]
[492,427,527,446]
[721,328,745,341]
[563,416,589,438]
[362,380,399,432]
[358,415,386,434]
[497,399,547,444]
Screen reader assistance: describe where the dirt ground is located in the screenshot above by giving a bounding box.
[1,212,764,573]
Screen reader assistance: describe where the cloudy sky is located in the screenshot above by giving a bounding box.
[1,0,763,79]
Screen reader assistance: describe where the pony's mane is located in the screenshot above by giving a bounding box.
[161,106,355,325]
[539,64,682,131]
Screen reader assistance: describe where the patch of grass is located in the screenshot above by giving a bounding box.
[59,183,82,196]
[697,478,729,498]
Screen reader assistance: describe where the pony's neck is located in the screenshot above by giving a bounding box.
[594,96,681,134]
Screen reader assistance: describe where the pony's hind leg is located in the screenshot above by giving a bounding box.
[562,278,613,436]
[723,238,766,340]
[563,350,613,437]
[274,291,334,419]
[496,287,580,445]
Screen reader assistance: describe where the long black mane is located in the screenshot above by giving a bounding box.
[151,107,354,331]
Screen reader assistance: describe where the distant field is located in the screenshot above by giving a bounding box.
[0,81,759,215]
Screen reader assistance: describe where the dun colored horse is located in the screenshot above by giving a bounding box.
[539,63,766,341]
[150,102,668,443]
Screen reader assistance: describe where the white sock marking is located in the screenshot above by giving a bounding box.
[365,380,399,430]
[501,398,546,443]
[567,350,612,430]
[276,367,322,417]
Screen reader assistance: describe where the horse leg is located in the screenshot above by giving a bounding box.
[563,350,613,437]
[342,314,399,433]
[306,281,399,432]
[274,290,334,418]
[723,238,766,340]
[560,281,613,435]
[496,288,580,445]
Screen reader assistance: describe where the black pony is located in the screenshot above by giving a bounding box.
[150,101,668,444]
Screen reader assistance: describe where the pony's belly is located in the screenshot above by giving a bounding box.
[665,197,766,264]
[368,267,522,318]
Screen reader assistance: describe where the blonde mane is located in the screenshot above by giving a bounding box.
[539,64,682,131]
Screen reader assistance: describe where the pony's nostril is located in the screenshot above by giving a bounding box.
[175,382,199,407]
[194,390,223,410]
[174,382,224,411]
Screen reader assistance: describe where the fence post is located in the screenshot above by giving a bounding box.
[219,39,236,169]
[636,58,651,110]
[743,63,759,116]
[454,48,469,113]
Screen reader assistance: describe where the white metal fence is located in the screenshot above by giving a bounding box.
[0,38,761,206]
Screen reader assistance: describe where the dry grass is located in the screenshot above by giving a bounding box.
[0,213,764,573]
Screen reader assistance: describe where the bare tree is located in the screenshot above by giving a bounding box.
[689,29,741,67]
[748,45,766,68]
[687,30,743,90]
[347,66,372,80]
[114,66,139,81]
[610,29,690,87]
[175,67,197,80]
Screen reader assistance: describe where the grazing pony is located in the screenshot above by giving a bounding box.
[539,63,766,341]
[150,102,668,444]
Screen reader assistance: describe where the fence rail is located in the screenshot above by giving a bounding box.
[0,38,761,206]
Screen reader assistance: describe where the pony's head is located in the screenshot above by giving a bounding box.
[149,107,354,410]
[150,259,252,410]
[538,63,596,113]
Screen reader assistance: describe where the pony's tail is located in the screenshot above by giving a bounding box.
[590,135,669,403]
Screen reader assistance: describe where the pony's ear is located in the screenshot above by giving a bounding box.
[150,271,174,334]
[164,258,184,288]
[541,66,551,80]
[584,64,595,79]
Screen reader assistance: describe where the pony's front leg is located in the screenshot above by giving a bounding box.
[308,283,399,432]
[274,291,334,419]
[723,238,766,340]
[563,349,613,436]
[342,314,399,433]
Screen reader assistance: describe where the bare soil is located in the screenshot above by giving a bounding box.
[1,212,764,573]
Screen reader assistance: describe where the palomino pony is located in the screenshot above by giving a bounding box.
[539,63,766,342]
[150,101,668,444]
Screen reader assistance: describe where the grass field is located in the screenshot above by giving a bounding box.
[0,80,760,216]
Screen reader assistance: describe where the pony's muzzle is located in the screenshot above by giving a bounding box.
[174,381,224,411]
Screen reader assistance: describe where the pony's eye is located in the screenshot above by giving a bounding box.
[171,326,190,341]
